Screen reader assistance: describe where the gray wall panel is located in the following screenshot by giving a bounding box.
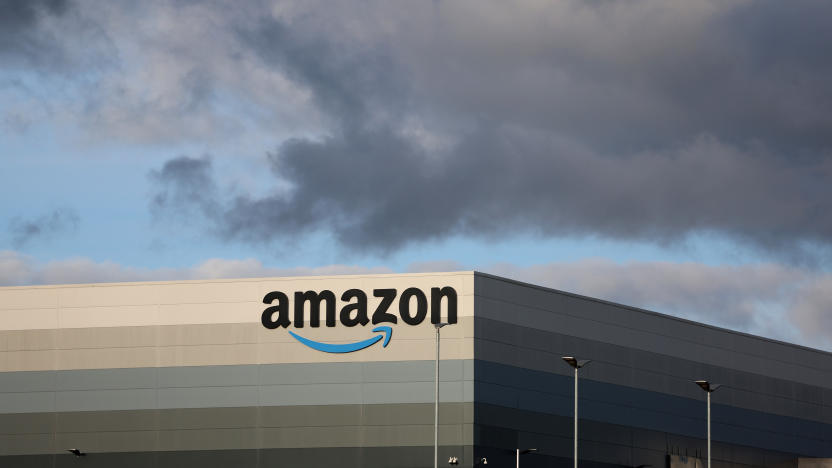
[0,392,56,414]
[259,382,363,406]
[0,433,54,458]
[361,402,467,426]
[0,413,54,435]
[57,410,158,433]
[0,360,474,414]
[54,430,158,455]
[157,365,259,388]
[257,362,362,385]
[56,367,157,391]
[362,361,433,382]
[54,389,158,412]
[4,403,475,441]
[0,446,476,468]
[259,403,362,427]
[0,371,55,393]
[361,381,467,404]
[157,385,259,409]
[154,428,259,451]
[158,406,258,430]
[0,403,474,456]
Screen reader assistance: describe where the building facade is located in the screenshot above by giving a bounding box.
[0,271,830,467]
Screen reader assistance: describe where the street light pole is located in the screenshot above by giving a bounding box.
[434,323,448,468]
[694,380,722,468]
[707,390,711,468]
[516,448,537,468]
[562,357,591,468]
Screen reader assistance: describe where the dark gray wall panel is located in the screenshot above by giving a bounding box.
[473,271,831,466]
[475,403,808,468]
[474,317,832,424]
[473,273,832,389]
[474,360,831,457]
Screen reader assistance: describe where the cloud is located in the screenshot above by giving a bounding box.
[0,250,34,286]
[3,1,323,144]
[474,258,828,350]
[406,260,468,274]
[8,208,79,248]
[0,0,115,74]
[149,155,218,225]
[6,1,832,261]
[150,130,832,260]
[483,259,807,337]
[142,1,832,260]
[0,250,391,287]
[0,0,69,68]
[11,1,829,147]
[487,259,832,350]
[788,276,832,347]
[238,14,405,127]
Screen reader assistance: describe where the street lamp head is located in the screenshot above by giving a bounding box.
[694,380,722,393]
[520,448,538,455]
[562,356,591,369]
[435,323,449,330]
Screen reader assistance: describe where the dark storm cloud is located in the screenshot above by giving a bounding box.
[149,156,219,224]
[237,15,407,126]
[153,128,832,256]
[391,0,832,154]
[8,207,79,248]
[0,0,71,68]
[148,1,832,257]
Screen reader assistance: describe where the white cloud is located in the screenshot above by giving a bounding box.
[0,250,391,286]
[789,276,832,349]
[481,259,827,350]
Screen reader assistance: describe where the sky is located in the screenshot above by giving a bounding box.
[2,0,832,351]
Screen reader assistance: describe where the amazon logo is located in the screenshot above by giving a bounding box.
[261,287,458,353]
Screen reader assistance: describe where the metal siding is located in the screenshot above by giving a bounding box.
[0,360,473,414]
[474,318,832,424]
[473,273,831,388]
[0,403,473,457]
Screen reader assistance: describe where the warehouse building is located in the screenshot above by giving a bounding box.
[0,271,830,467]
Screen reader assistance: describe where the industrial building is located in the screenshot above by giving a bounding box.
[0,271,830,467]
